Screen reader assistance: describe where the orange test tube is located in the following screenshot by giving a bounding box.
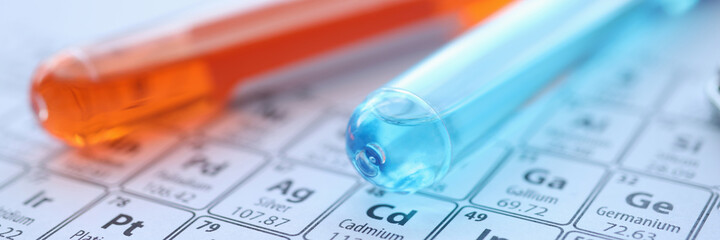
[31,0,512,147]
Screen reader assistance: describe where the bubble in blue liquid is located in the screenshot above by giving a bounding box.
[354,144,384,177]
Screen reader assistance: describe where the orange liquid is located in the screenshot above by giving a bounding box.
[31,0,512,147]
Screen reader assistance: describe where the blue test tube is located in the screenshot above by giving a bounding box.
[345,0,696,192]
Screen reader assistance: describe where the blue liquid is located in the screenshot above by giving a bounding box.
[346,0,696,192]
[346,89,451,193]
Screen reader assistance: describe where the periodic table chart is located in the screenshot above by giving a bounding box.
[1,0,720,239]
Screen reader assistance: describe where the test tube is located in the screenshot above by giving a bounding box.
[345,0,697,192]
[31,0,512,147]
